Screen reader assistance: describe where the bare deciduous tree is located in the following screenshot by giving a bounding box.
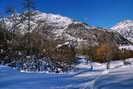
[23,0,35,55]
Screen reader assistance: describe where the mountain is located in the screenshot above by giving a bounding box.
[111,20,133,42]
[4,11,73,34]
[1,11,131,49]
[63,22,130,47]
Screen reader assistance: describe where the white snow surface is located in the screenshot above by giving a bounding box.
[4,11,73,34]
[119,45,133,51]
[0,58,133,89]
[111,20,133,30]
[111,20,133,42]
[34,11,73,27]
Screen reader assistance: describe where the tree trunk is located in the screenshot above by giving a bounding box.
[107,60,110,69]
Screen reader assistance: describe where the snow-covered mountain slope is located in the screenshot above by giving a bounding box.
[34,11,73,27]
[4,11,73,34]
[0,58,133,89]
[1,11,131,47]
[63,23,130,46]
[111,20,133,42]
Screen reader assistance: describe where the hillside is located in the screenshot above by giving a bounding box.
[111,20,133,42]
[2,11,131,46]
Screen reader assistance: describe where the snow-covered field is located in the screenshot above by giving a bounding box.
[0,58,133,89]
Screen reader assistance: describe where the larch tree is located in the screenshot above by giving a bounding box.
[96,42,117,69]
[22,0,36,55]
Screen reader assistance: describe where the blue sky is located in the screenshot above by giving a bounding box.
[0,0,133,28]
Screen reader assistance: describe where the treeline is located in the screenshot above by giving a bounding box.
[76,41,133,63]
[0,26,76,72]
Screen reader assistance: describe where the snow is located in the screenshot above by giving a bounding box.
[94,64,133,89]
[0,58,133,89]
[56,42,69,48]
[119,45,133,51]
[111,20,133,30]
[111,20,133,42]
[3,11,73,35]
[34,11,73,27]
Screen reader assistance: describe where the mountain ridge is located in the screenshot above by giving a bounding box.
[111,20,133,42]
[1,10,132,47]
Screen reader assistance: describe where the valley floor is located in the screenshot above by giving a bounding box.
[0,58,133,89]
